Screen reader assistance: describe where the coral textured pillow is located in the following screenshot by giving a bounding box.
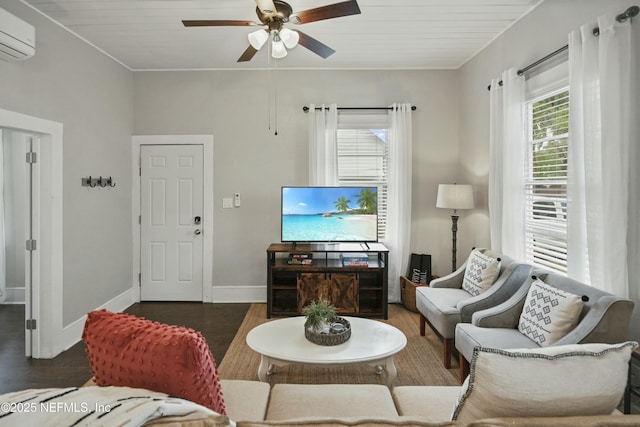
[82,310,226,415]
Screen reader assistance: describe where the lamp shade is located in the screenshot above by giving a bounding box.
[279,28,299,49]
[436,184,474,210]
[248,29,269,50]
[271,35,287,59]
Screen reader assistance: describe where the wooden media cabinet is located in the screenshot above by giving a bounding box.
[266,242,389,318]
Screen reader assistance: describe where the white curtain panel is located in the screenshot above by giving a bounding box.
[0,131,6,302]
[488,77,504,251]
[385,103,413,303]
[488,68,526,261]
[307,104,338,186]
[567,14,634,298]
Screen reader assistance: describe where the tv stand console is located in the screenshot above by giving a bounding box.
[266,243,389,319]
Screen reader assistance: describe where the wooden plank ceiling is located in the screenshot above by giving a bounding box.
[21,0,542,70]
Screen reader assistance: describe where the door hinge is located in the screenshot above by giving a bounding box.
[26,239,37,251]
[26,152,37,164]
[139,215,141,225]
[138,273,142,285]
[26,319,37,330]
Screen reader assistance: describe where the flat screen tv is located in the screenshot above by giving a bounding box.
[281,186,378,243]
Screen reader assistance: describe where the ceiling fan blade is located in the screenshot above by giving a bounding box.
[255,0,277,14]
[291,0,361,25]
[182,20,257,27]
[295,30,335,59]
[237,45,259,62]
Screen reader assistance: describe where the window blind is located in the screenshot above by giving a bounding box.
[336,128,388,240]
[524,87,569,273]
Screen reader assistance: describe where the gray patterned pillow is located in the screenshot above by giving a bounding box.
[518,278,584,346]
[461,250,501,296]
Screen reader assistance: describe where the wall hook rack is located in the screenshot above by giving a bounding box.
[82,176,116,188]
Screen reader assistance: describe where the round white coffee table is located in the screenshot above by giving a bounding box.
[246,316,407,386]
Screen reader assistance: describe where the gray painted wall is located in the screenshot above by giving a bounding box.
[133,69,464,289]
[0,1,134,325]
[457,0,640,341]
[1,0,636,343]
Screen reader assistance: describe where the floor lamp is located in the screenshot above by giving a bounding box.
[436,184,474,272]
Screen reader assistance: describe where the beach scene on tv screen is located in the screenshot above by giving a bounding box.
[282,187,378,242]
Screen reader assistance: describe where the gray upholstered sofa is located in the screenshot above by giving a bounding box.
[455,269,635,379]
[415,248,532,372]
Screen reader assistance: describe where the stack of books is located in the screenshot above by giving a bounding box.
[341,253,369,266]
[288,253,313,265]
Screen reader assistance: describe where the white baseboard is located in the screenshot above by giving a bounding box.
[60,288,136,353]
[212,285,266,303]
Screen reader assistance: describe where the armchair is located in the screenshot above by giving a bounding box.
[455,270,635,380]
[415,248,532,370]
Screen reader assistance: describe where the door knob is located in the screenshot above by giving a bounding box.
[194,229,201,235]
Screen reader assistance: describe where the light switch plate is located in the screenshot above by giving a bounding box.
[222,198,233,209]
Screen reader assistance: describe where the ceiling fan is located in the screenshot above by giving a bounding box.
[182,0,361,62]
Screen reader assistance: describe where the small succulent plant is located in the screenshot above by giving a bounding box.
[302,298,337,332]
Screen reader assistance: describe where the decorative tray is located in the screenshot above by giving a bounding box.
[304,317,351,346]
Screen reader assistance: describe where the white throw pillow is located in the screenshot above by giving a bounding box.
[461,250,501,296]
[451,342,638,424]
[518,278,584,346]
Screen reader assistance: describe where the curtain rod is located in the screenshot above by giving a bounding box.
[302,105,417,113]
[487,5,639,91]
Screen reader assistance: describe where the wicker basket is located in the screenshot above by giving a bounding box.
[304,317,351,346]
[400,276,428,313]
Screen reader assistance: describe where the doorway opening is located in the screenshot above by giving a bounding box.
[0,108,63,359]
[1,129,35,355]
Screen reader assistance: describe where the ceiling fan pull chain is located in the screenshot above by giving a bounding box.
[267,41,273,133]
[274,58,279,136]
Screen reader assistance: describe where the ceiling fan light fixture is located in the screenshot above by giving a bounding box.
[248,29,269,50]
[279,28,299,49]
[271,35,288,58]
[255,0,276,14]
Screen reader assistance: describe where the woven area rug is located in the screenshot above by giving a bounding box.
[218,303,460,387]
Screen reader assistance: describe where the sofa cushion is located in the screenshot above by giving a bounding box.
[220,380,270,422]
[266,384,398,421]
[451,342,638,425]
[238,419,457,427]
[455,324,539,363]
[392,386,461,423]
[466,415,640,427]
[417,288,471,316]
[416,287,471,339]
[461,250,501,296]
[517,278,583,346]
[144,412,232,426]
[82,310,226,414]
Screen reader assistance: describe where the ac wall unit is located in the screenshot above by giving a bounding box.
[0,8,35,62]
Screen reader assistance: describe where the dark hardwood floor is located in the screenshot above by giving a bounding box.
[0,302,250,394]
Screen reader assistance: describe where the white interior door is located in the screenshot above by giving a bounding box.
[140,145,204,301]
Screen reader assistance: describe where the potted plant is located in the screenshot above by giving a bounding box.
[302,298,337,333]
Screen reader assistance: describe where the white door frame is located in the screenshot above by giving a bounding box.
[0,108,64,359]
[132,135,214,302]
